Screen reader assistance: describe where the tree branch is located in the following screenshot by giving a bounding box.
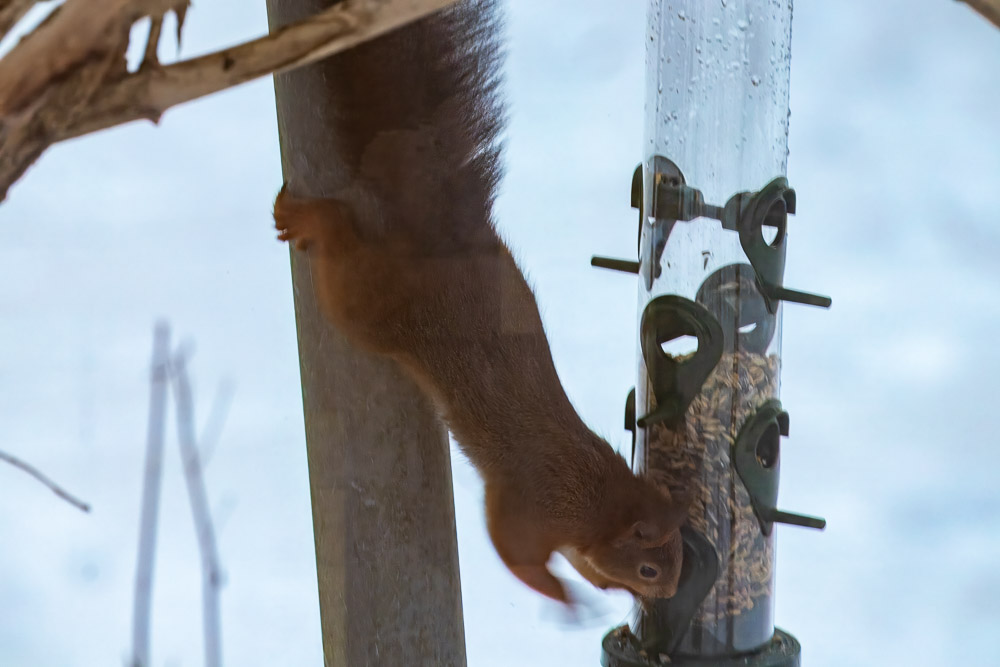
[0,0,43,43]
[197,378,234,467]
[59,0,460,141]
[129,321,171,667]
[170,347,224,667]
[960,0,1000,30]
[0,0,459,202]
[0,0,183,115]
[0,447,91,512]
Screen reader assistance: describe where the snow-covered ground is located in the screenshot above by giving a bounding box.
[1,1,997,665]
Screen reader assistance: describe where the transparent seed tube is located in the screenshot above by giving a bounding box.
[630,0,793,657]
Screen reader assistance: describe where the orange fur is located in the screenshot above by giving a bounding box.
[271,0,686,605]
[274,185,687,603]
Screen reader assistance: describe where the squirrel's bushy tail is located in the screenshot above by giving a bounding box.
[324,0,506,253]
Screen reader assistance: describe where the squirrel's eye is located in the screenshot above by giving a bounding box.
[639,565,658,579]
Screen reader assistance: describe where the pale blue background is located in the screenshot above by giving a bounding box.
[1,1,998,665]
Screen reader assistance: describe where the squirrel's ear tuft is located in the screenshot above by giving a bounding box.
[660,502,688,534]
[616,520,660,548]
[619,497,689,549]
[633,520,661,544]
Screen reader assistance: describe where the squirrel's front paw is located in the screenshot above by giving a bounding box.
[273,183,320,252]
[539,577,613,629]
[274,183,359,254]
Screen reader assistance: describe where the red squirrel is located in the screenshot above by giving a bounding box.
[271,0,687,605]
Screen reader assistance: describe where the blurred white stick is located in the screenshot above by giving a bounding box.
[0,448,90,512]
[171,348,223,667]
[129,321,171,667]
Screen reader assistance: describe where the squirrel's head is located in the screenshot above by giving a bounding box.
[583,482,689,599]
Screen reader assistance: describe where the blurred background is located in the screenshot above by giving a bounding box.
[0,0,997,665]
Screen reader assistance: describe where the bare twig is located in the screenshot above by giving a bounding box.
[0,0,459,201]
[198,378,234,466]
[0,0,181,114]
[141,14,164,69]
[56,0,458,140]
[171,348,223,667]
[130,321,171,667]
[960,0,1000,29]
[0,447,90,512]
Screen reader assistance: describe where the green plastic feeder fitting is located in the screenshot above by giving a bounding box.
[695,263,777,355]
[720,178,831,313]
[625,387,637,467]
[637,295,724,427]
[635,155,832,313]
[629,527,720,656]
[732,400,827,536]
[592,256,641,275]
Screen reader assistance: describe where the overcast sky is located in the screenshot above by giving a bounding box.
[1,1,998,666]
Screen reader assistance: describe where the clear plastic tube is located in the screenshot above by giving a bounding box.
[631,0,793,657]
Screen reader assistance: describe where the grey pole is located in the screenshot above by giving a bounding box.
[265,2,468,665]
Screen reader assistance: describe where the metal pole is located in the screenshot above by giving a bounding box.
[265,2,468,665]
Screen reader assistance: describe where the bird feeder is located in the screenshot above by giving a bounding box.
[594,1,828,664]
